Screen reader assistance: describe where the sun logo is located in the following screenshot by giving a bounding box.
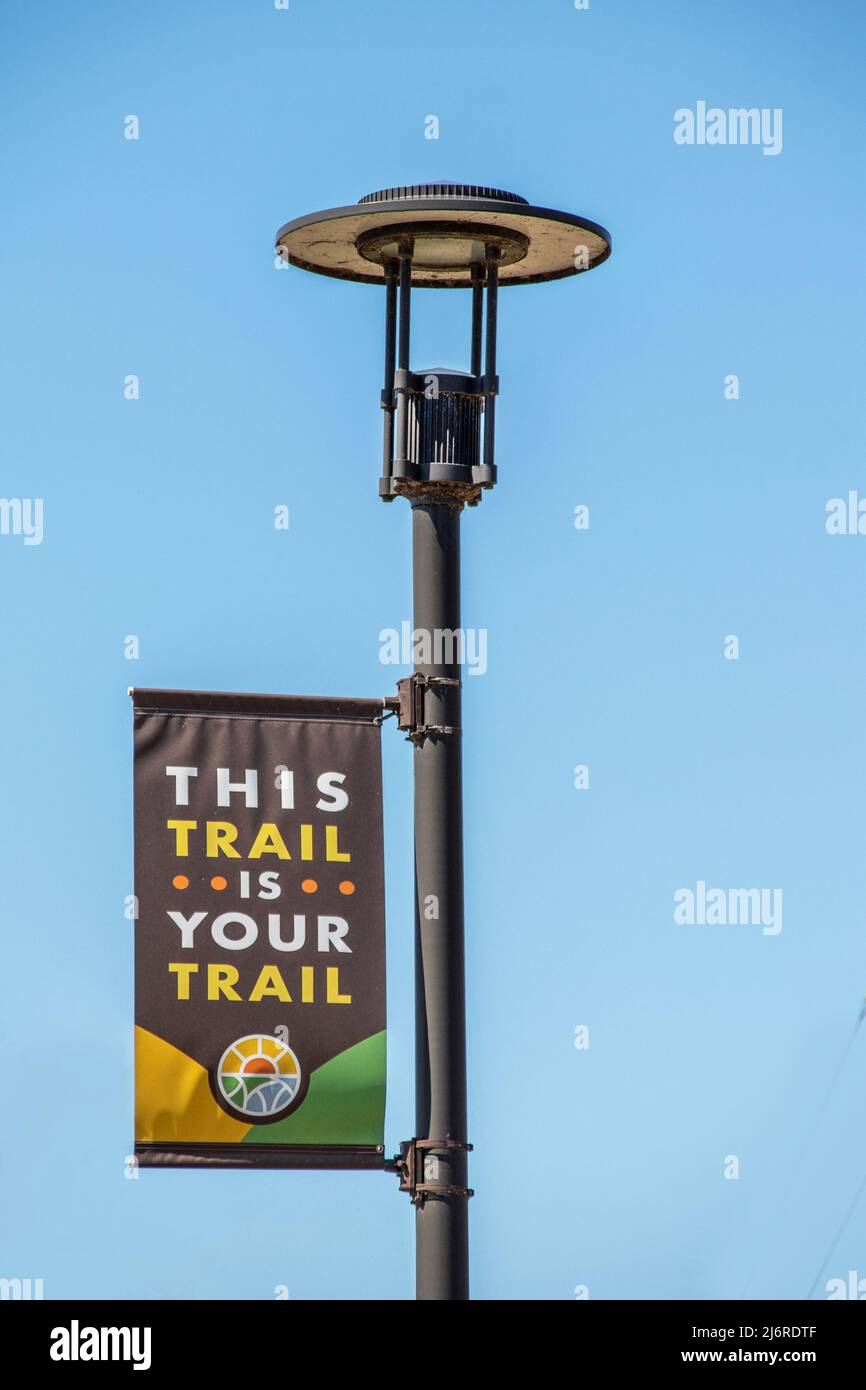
[216,1034,301,1119]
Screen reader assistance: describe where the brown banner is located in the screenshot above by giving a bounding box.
[131,689,387,1169]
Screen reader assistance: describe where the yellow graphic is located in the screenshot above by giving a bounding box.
[135,1026,251,1143]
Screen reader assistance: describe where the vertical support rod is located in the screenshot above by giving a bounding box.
[470,263,484,379]
[412,501,469,1301]
[381,260,398,488]
[483,247,499,472]
[394,242,413,473]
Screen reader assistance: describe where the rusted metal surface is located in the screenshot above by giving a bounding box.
[388,1138,475,1206]
[276,187,611,289]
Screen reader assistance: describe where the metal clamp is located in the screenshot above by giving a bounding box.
[387,1138,474,1206]
[393,673,461,742]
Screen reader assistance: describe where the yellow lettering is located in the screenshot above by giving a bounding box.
[248,822,291,859]
[325,825,350,862]
[301,965,314,1002]
[249,964,292,1002]
[168,962,199,999]
[207,964,241,1000]
[206,822,241,858]
[167,820,196,856]
[326,966,351,1004]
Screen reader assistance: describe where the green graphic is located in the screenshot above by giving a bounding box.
[244,1031,386,1144]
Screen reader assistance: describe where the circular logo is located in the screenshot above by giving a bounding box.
[216,1034,301,1119]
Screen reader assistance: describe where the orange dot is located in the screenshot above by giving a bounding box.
[301,878,318,894]
[172,874,189,890]
[210,875,227,891]
[339,881,355,895]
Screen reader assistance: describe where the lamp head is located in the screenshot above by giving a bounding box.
[275,183,611,289]
[275,184,611,506]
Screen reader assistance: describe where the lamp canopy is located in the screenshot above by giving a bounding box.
[275,183,611,289]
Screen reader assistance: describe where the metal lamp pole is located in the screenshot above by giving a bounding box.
[275,184,611,1300]
[411,496,469,1298]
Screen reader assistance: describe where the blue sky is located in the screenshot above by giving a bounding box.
[1,0,865,1300]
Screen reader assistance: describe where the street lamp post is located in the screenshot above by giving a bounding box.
[275,184,611,1300]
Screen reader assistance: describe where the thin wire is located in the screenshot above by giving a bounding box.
[737,1009,864,1299]
[792,1023,861,1168]
[805,1166,866,1300]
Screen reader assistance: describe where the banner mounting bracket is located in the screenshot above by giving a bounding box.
[386,1138,474,1205]
[386,675,462,742]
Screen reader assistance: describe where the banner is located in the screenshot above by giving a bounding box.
[131,689,387,1169]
